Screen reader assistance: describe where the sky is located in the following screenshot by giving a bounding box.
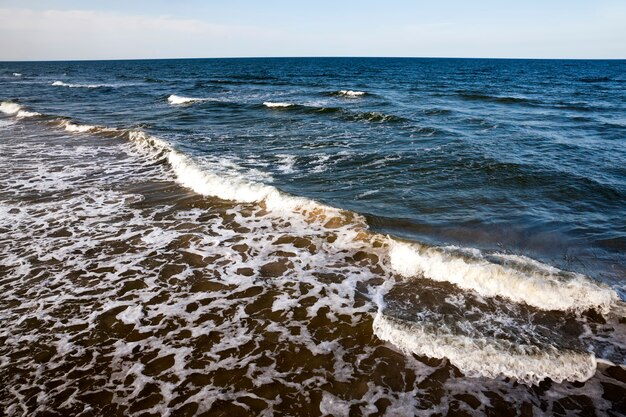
[0,0,625,61]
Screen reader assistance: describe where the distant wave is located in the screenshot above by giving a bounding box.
[0,101,40,118]
[262,101,406,123]
[263,101,296,108]
[0,101,22,115]
[51,80,115,89]
[578,76,613,83]
[168,94,206,105]
[328,90,368,97]
[57,120,100,133]
[423,108,453,116]
[457,92,535,105]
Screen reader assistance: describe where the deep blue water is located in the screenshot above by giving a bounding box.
[2,57,625,286]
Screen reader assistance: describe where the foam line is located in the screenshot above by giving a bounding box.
[373,313,597,384]
[387,240,618,313]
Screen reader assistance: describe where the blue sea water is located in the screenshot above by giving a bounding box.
[1,58,625,415]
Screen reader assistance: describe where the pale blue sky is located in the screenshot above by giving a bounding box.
[1,0,625,60]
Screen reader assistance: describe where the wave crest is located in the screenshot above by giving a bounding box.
[0,101,39,118]
[52,80,112,89]
[167,94,206,105]
[263,102,295,108]
[388,240,618,313]
[373,313,597,384]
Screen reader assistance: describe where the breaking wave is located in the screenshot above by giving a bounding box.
[263,101,296,108]
[51,80,114,89]
[332,90,367,97]
[373,313,597,384]
[168,94,206,105]
[388,241,618,313]
[0,101,40,118]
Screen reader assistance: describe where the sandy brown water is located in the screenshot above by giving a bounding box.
[0,119,625,416]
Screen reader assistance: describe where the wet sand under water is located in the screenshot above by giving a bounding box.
[0,122,625,416]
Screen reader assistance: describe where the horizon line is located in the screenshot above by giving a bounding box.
[1,55,625,64]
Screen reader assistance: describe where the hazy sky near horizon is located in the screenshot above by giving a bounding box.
[1,0,625,60]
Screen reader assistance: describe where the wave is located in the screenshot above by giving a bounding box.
[423,108,453,116]
[263,101,296,108]
[262,101,406,123]
[457,92,535,105]
[126,130,347,218]
[16,110,41,118]
[0,101,22,115]
[578,76,613,83]
[168,94,206,105]
[329,90,367,97]
[51,80,113,89]
[56,120,100,133]
[373,313,596,384]
[12,73,22,77]
[387,240,617,313]
[0,101,40,118]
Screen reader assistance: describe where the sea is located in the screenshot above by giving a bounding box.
[0,58,625,416]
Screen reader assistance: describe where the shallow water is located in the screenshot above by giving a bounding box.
[1,58,625,416]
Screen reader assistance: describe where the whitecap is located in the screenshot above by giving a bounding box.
[263,102,295,108]
[338,90,366,97]
[373,313,597,384]
[167,94,205,105]
[387,240,618,313]
[52,80,111,88]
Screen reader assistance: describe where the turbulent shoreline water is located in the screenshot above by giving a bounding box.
[1,58,625,416]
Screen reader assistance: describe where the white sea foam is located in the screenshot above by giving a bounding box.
[12,73,22,77]
[387,240,618,313]
[52,80,111,88]
[0,101,22,115]
[58,120,98,133]
[338,90,366,97]
[0,119,15,129]
[127,131,347,217]
[373,313,597,384]
[16,110,40,118]
[276,154,297,174]
[263,102,295,108]
[167,94,205,105]
[1,102,40,118]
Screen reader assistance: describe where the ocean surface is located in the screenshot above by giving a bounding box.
[1,58,625,416]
